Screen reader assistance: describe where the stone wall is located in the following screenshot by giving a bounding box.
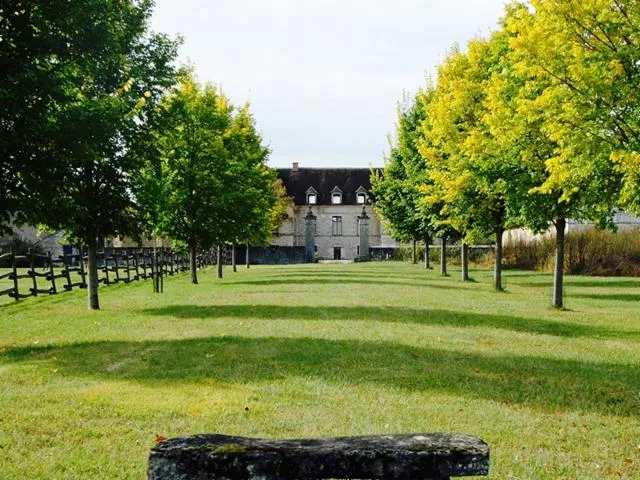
[235,245,306,265]
[271,205,398,261]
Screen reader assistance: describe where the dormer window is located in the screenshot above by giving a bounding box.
[306,187,318,205]
[331,186,343,204]
[356,186,368,204]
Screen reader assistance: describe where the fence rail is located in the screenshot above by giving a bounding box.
[0,247,216,303]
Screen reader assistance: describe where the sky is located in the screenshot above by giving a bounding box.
[150,0,507,169]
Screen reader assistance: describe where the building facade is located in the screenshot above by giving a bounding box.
[271,164,397,260]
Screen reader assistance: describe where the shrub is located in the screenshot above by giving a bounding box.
[392,243,494,266]
[503,228,640,276]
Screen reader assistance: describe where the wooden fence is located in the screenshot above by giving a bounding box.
[0,247,215,302]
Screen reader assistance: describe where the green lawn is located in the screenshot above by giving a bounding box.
[1,262,638,479]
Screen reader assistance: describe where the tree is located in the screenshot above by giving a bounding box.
[502,2,621,307]
[371,91,434,266]
[222,104,284,274]
[423,33,537,290]
[514,1,640,207]
[1,0,180,309]
[147,76,234,285]
[416,82,464,277]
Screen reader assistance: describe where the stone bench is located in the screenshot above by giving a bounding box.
[148,433,490,479]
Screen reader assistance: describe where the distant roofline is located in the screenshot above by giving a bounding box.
[277,166,374,170]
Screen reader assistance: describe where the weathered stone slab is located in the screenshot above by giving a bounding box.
[148,433,490,480]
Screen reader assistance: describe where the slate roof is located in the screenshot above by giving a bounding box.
[277,168,378,206]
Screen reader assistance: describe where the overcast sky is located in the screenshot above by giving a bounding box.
[151,0,507,169]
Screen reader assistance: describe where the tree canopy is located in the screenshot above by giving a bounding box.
[135,75,284,284]
[377,0,636,307]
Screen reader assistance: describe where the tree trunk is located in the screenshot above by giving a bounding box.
[411,239,417,264]
[232,244,237,272]
[553,218,566,309]
[87,235,100,310]
[217,245,223,279]
[246,241,250,269]
[189,241,198,284]
[494,227,503,291]
[440,236,447,276]
[424,235,430,269]
[461,242,469,282]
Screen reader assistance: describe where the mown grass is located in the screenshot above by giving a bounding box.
[0,262,639,479]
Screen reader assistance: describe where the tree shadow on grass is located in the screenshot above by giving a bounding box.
[3,336,638,417]
[141,305,638,341]
[566,279,640,288]
[516,279,640,289]
[226,278,470,290]
[570,293,640,302]
[258,271,458,281]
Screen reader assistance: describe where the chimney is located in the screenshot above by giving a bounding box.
[292,162,299,172]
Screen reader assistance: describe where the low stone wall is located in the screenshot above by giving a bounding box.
[237,245,308,265]
[148,433,490,480]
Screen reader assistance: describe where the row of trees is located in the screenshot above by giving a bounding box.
[372,0,640,308]
[1,1,286,309]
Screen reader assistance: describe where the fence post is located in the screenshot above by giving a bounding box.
[158,247,164,293]
[104,249,112,285]
[11,249,19,301]
[124,249,131,283]
[28,248,38,296]
[47,251,57,294]
[152,247,158,293]
[133,250,140,281]
[78,245,87,288]
[62,252,73,291]
[113,249,121,283]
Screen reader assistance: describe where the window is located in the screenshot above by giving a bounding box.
[332,216,342,236]
[306,187,318,205]
[355,186,368,204]
[332,193,342,204]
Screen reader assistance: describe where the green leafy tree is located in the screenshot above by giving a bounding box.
[1,0,179,309]
[223,105,280,263]
[423,33,538,290]
[512,0,636,215]
[148,76,234,285]
[416,82,465,277]
[371,91,434,265]
[502,2,621,307]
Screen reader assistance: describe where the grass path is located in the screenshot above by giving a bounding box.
[1,262,639,478]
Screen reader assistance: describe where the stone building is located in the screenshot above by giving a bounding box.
[4,225,66,257]
[271,163,397,261]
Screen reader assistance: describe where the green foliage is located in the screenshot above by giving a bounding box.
[145,76,234,253]
[224,104,287,246]
[0,0,180,239]
[420,38,519,242]
[503,1,622,230]
[371,91,434,242]
[135,74,282,283]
